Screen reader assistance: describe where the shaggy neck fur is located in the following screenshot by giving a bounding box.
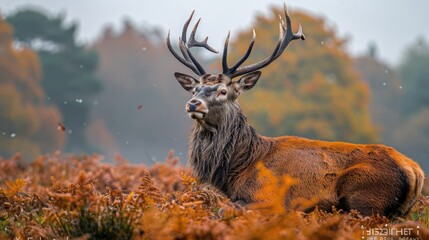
[188,102,273,196]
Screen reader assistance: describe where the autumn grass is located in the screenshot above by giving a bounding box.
[409,196,429,228]
[0,151,428,239]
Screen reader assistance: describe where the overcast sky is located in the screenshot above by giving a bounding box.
[1,0,428,65]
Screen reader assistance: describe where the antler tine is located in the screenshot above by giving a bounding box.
[230,37,283,78]
[181,10,195,43]
[282,2,304,40]
[278,16,285,40]
[222,31,231,74]
[180,12,205,75]
[226,2,305,79]
[184,43,206,75]
[223,29,257,75]
[271,3,305,60]
[167,31,201,75]
[178,38,191,61]
[296,23,305,40]
[167,11,218,76]
[227,29,256,74]
[189,19,218,53]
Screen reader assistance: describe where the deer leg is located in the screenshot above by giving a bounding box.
[334,165,409,217]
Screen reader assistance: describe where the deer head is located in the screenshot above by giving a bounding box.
[167,3,305,126]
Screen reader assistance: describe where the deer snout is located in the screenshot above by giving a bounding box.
[187,99,202,112]
[186,98,208,120]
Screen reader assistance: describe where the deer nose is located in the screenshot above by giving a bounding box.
[187,99,202,111]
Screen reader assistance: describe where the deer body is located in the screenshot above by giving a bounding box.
[167,3,424,217]
[188,101,423,217]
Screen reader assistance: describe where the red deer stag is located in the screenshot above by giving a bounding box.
[166,3,424,217]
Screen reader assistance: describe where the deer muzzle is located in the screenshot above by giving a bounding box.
[186,98,208,119]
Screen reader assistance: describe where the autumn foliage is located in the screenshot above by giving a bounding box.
[223,8,377,143]
[0,152,428,239]
[0,20,64,159]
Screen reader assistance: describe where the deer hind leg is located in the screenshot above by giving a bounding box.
[393,157,425,216]
[334,164,410,217]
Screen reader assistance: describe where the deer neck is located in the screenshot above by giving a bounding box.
[188,103,272,194]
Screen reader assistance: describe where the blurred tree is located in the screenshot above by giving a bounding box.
[393,109,429,171]
[354,51,402,145]
[91,20,191,162]
[392,38,429,170]
[223,7,377,143]
[7,9,101,153]
[398,38,429,118]
[367,41,378,58]
[353,39,429,171]
[0,20,65,159]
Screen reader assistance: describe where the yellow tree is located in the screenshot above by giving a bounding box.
[0,20,65,159]
[223,7,377,143]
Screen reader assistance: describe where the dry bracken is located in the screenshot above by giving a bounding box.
[0,152,427,239]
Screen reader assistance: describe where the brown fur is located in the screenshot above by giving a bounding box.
[181,74,424,218]
[169,8,424,216]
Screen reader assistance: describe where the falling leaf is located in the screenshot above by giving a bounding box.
[57,122,66,132]
[137,104,143,110]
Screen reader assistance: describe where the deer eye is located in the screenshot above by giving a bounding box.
[220,90,227,95]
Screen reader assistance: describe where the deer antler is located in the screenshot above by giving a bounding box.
[223,3,305,79]
[167,11,218,76]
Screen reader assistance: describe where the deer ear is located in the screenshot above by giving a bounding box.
[237,71,261,91]
[174,72,199,92]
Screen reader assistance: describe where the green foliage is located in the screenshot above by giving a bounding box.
[51,203,134,239]
[7,9,101,153]
[225,8,377,143]
[0,20,64,159]
[399,38,429,117]
[5,10,75,46]
[409,197,429,229]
